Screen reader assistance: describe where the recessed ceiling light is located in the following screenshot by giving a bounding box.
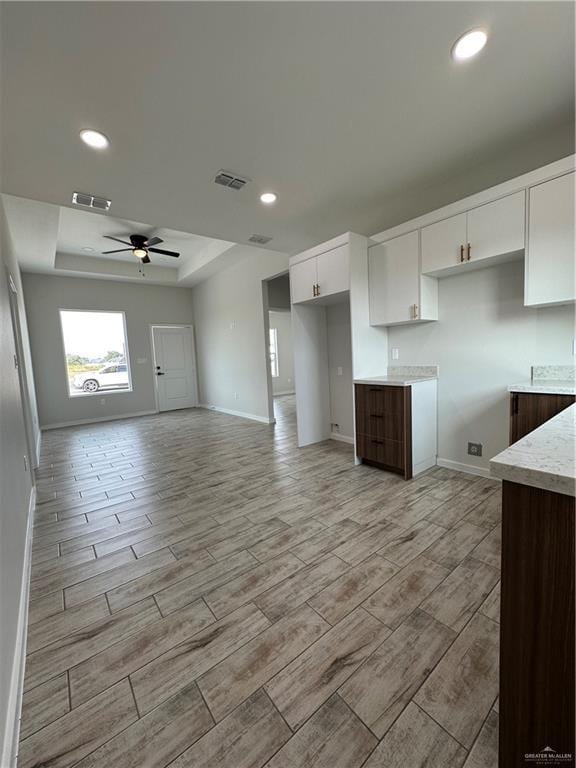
[260,192,277,205]
[82,246,94,252]
[79,129,110,150]
[452,28,488,61]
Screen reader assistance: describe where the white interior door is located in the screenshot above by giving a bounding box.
[152,325,198,412]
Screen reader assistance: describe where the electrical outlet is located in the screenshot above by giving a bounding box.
[234,392,239,400]
[392,348,399,360]
[468,442,483,457]
[100,398,106,406]
[337,366,343,376]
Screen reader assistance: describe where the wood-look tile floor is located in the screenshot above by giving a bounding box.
[19,395,501,768]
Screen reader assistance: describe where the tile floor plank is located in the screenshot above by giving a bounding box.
[340,609,456,738]
[264,694,377,768]
[266,607,390,731]
[362,702,467,768]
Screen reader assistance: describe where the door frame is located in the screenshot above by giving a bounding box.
[7,271,37,469]
[261,270,291,425]
[149,323,198,413]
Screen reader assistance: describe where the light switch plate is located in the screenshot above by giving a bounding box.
[392,348,399,360]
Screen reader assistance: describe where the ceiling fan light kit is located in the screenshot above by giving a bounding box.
[100,233,180,265]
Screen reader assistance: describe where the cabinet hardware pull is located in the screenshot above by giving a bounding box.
[459,245,464,263]
[467,243,471,261]
[316,283,320,296]
[369,414,383,419]
[312,283,317,297]
[413,304,419,319]
[368,388,382,392]
[371,439,383,445]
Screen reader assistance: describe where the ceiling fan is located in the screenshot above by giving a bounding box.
[102,234,180,264]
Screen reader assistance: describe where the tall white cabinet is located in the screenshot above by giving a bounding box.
[525,171,575,307]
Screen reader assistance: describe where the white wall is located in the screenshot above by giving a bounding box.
[387,261,575,472]
[269,310,294,395]
[326,301,354,439]
[22,274,195,428]
[0,202,35,767]
[192,248,289,422]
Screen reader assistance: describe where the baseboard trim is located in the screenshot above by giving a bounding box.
[42,410,158,431]
[1,486,35,768]
[437,457,495,479]
[199,404,275,425]
[330,432,355,445]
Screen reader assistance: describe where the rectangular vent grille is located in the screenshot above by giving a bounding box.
[249,234,272,245]
[72,192,111,211]
[214,170,250,191]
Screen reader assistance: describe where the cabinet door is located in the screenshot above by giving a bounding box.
[509,392,575,444]
[421,213,467,275]
[467,191,525,263]
[525,172,575,306]
[369,232,419,325]
[290,257,317,304]
[316,244,349,298]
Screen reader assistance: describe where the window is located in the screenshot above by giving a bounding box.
[59,310,132,397]
[269,327,279,378]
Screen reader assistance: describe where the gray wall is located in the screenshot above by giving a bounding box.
[193,249,289,421]
[22,274,195,428]
[269,310,294,395]
[0,202,35,765]
[327,301,354,439]
[387,261,575,472]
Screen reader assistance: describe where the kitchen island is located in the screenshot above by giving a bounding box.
[491,404,575,767]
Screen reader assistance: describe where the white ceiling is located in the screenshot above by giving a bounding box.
[2,194,267,286]
[1,2,574,260]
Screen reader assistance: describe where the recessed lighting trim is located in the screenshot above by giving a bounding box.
[451,28,488,61]
[260,192,277,205]
[79,129,110,150]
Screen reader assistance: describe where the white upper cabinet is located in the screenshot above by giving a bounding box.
[290,241,350,305]
[290,257,318,304]
[525,172,575,307]
[466,191,525,264]
[369,231,438,326]
[421,191,525,276]
[316,244,349,299]
[421,213,467,275]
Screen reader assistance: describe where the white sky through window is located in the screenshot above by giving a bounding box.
[60,311,126,358]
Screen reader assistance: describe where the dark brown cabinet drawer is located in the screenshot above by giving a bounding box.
[509,392,575,444]
[356,434,405,473]
[355,384,405,438]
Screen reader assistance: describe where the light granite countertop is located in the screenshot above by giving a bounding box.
[490,403,576,497]
[354,365,438,387]
[354,375,437,386]
[509,380,576,395]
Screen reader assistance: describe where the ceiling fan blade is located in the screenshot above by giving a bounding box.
[149,247,180,257]
[102,248,132,254]
[104,235,132,246]
[144,236,163,247]
[141,254,151,264]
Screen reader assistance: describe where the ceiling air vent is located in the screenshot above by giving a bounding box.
[72,192,111,211]
[249,234,272,245]
[214,170,250,191]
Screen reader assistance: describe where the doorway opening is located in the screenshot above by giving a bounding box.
[262,273,295,428]
[151,325,198,412]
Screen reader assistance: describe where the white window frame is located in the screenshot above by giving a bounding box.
[59,308,133,398]
[269,327,279,378]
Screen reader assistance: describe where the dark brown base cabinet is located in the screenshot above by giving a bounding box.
[509,392,575,444]
[499,481,575,767]
[354,382,437,480]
